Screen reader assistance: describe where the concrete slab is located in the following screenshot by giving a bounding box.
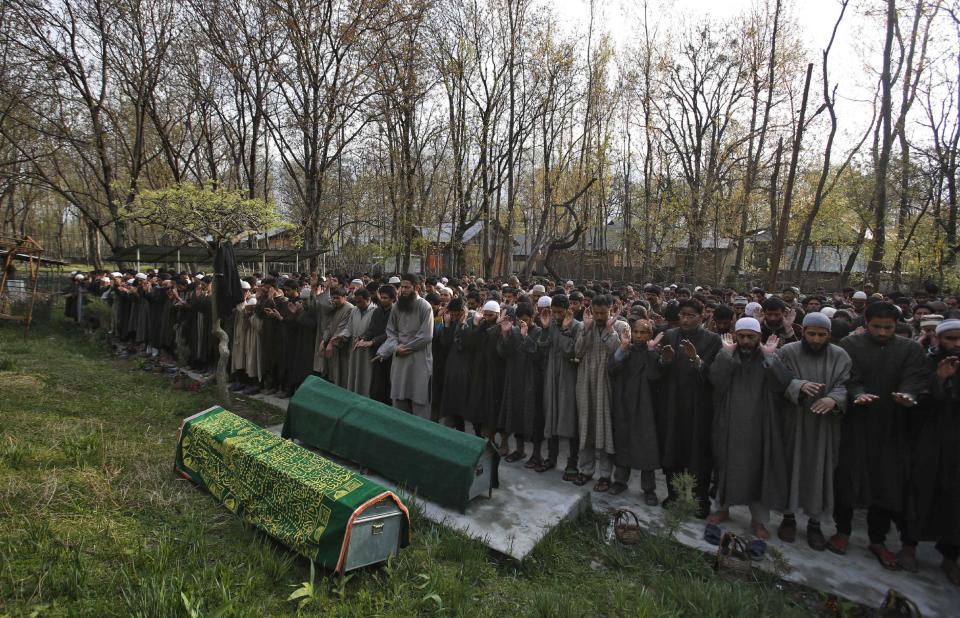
[256,399,959,613]
[592,473,960,616]
[263,421,590,560]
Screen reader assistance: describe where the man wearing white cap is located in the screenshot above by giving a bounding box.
[375,273,434,418]
[899,319,960,584]
[776,311,852,549]
[708,317,791,539]
[461,300,507,442]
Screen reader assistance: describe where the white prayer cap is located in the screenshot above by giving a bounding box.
[477,278,485,284]
[537,295,552,309]
[245,297,257,306]
[694,286,703,292]
[126,279,135,284]
[531,284,546,294]
[502,283,509,288]
[920,314,944,329]
[110,272,122,277]
[388,276,401,284]
[351,278,363,286]
[565,280,574,286]
[482,300,501,313]
[820,307,837,319]
[936,319,960,335]
[745,301,762,318]
[441,277,449,284]
[669,283,677,289]
[240,280,251,290]
[735,317,762,333]
[733,296,748,306]
[853,291,868,300]
[135,273,147,280]
[74,274,85,281]
[300,286,312,297]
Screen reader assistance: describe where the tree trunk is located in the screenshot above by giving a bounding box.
[209,274,232,405]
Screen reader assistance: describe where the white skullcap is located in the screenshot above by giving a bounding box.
[566,280,574,286]
[482,300,501,313]
[735,317,762,333]
[245,297,257,306]
[936,319,960,335]
[135,273,147,280]
[441,277,449,284]
[820,307,837,319]
[110,272,122,277]
[74,274,85,281]
[920,314,944,328]
[853,291,868,300]
[388,276,401,284]
[532,284,546,294]
[745,301,762,317]
[126,279,135,284]
[476,278,485,284]
[300,286,312,297]
[694,286,703,292]
[537,295,552,309]
[240,280,251,290]
[351,278,363,286]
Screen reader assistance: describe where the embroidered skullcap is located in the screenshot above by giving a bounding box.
[537,295,552,309]
[531,284,546,294]
[920,314,943,329]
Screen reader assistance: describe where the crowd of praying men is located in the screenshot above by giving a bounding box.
[65,270,960,585]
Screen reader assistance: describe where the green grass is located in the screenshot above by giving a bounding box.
[0,311,831,617]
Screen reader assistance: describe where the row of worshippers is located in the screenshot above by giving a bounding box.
[75,268,959,585]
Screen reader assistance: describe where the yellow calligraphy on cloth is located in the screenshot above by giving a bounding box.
[179,410,365,559]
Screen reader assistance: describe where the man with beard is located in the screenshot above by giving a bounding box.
[365,285,396,405]
[776,312,852,550]
[537,294,581,477]
[345,288,376,397]
[375,273,434,418]
[320,286,354,388]
[898,320,960,583]
[463,300,506,442]
[657,298,722,517]
[708,318,790,539]
[706,304,735,335]
[760,297,799,347]
[608,319,664,502]
[497,302,544,464]
[439,297,474,431]
[829,302,928,570]
[572,295,631,491]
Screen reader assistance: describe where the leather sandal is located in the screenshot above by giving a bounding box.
[608,481,628,495]
[869,544,901,570]
[572,473,593,486]
[593,477,611,492]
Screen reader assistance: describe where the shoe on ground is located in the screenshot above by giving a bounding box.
[806,524,827,551]
[643,491,659,507]
[778,516,797,543]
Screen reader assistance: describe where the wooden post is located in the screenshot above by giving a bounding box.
[210,249,232,406]
[136,247,141,273]
[176,249,182,273]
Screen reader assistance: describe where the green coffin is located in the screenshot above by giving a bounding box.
[175,406,410,571]
[282,375,498,512]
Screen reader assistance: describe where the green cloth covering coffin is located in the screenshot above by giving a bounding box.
[283,375,498,512]
[175,406,410,571]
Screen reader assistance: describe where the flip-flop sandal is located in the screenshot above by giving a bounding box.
[505,451,525,463]
[562,469,579,482]
[524,456,542,469]
[593,478,610,492]
[704,523,723,545]
[747,539,767,560]
[572,474,593,487]
[869,545,901,571]
[827,534,849,555]
[608,481,628,495]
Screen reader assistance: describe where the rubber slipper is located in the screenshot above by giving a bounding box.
[704,523,723,545]
[747,538,767,560]
[869,545,901,571]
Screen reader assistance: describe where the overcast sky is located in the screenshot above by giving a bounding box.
[551,0,956,151]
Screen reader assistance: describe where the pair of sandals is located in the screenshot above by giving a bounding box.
[705,523,767,560]
[530,458,555,473]
[503,450,525,463]
[570,473,609,492]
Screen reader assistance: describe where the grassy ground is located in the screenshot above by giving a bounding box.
[0,312,837,617]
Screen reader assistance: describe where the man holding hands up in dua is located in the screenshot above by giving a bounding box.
[571,296,630,491]
[537,294,582,477]
[656,298,722,518]
[708,318,792,539]
[776,312,852,550]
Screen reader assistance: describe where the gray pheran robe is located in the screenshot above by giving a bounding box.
[777,341,851,517]
[575,320,630,454]
[538,320,582,440]
[376,296,434,405]
[709,348,792,511]
[346,304,376,397]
